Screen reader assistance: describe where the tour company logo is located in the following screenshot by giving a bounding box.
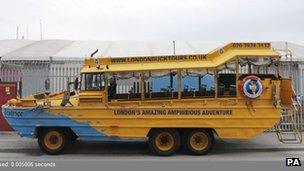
[242,75,263,98]
[286,158,301,167]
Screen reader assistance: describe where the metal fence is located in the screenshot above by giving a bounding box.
[0,60,82,97]
[267,105,303,132]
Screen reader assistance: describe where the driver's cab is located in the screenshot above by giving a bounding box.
[78,72,107,105]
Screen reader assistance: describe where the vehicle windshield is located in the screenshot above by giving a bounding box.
[80,73,105,90]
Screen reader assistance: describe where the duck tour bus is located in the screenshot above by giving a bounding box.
[2,42,302,156]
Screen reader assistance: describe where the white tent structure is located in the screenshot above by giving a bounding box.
[0,39,303,96]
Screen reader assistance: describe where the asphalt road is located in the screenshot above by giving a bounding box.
[0,132,303,161]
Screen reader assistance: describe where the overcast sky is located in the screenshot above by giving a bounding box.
[0,0,303,44]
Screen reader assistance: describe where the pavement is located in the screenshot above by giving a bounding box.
[0,132,303,161]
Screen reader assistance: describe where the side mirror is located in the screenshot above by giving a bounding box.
[44,78,50,91]
[74,77,79,90]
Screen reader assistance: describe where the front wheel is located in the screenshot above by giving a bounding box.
[148,129,180,156]
[38,128,70,155]
[182,129,214,155]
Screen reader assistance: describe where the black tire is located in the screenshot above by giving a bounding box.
[38,128,70,155]
[148,129,180,156]
[182,129,214,155]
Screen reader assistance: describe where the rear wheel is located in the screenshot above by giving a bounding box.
[148,129,180,156]
[182,129,214,155]
[38,128,70,155]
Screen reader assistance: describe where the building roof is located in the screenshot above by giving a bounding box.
[271,41,304,61]
[49,41,225,59]
[0,39,35,56]
[2,40,73,60]
[0,39,303,61]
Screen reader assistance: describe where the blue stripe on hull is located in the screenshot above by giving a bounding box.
[2,106,132,141]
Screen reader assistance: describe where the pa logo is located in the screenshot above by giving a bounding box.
[286,158,301,166]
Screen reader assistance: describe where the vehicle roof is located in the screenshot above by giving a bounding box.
[81,42,280,73]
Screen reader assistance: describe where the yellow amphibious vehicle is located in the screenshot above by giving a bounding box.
[2,42,302,156]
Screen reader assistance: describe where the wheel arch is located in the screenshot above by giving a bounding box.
[34,126,77,140]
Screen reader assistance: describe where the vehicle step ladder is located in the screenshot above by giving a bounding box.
[275,97,303,144]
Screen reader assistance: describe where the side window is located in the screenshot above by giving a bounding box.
[80,73,104,90]
[181,69,215,98]
[217,60,236,97]
[108,72,141,100]
[239,57,278,76]
[144,70,178,99]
